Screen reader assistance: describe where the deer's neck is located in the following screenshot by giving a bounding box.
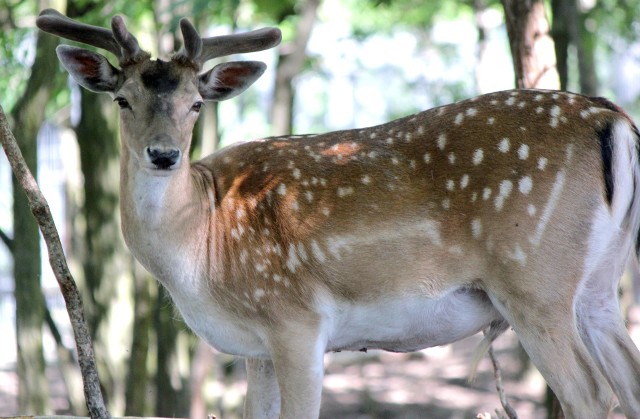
[119,153,213,287]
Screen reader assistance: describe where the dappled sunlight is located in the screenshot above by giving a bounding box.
[321,331,547,418]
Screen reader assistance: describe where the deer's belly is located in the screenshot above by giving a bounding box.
[325,286,501,353]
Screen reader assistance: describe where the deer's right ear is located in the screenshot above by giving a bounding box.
[56,45,120,93]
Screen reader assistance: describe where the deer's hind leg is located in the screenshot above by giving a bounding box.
[576,261,640,417]
[487,273,615,419]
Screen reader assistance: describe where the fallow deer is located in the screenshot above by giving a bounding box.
[36,8,640,418]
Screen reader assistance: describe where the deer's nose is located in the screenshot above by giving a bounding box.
[146,146,181,170]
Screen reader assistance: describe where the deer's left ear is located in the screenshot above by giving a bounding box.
[56,45,121,93]
[198,61,266,101]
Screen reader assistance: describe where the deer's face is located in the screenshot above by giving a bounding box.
[38,10,279,174]
[114,60,202,173]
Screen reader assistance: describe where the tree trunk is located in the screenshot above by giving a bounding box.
[124,262,155,416]
[550,0,598,95]
[154,287,192,418]
[550,0,570,90]
[271,0,321,136]
[501,0,559,89]
[10,26,60,415]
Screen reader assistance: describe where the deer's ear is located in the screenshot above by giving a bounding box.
[56,45,120,93]
[198,61,266,101]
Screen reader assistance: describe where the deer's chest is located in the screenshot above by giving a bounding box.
[167,282,269,357]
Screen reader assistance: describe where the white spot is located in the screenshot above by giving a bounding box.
[253,289,265,300]
[446,179,455,191]
[466,107,478,117]
[527,204,537,216]
[518,144,529,160]
[286,243,301,272]
[550,105,561,128]
[508,244,527,265]
[519,176,533,195]
[223,156,232,164]
[448,245,464,255]
[423,153,431,164]
[536,106,544,114]
[370,132,377,139]
[530,170,566,246]
[472,148,484,165]
[483,187,492,201]
[292,168,301,179]
[537,157,548,171]
[518,101,527,108]
[236,208,246,219]
[498,138,510,153]
[437,134,447,150]
[368,151,378,159]
[386,138,394,145]
[327,236,350,260]
[272,273,282,282]
[311,240,326,263]
[487,117,495,125]
[409,160,417,169]
[454,113,464,125]
[471,192,478,202]
[391,157,400,165]
[291,200,300,211]
[460,174,470,189]
[361,175,371,185]
[495,179,513,211]
[471,218,482,239]
[442,198,451,210]
[534,94,544,101]
[297,242,308,262]
[277,183,287,196]
[322,207,330,216]
[505,97,516,106]
[448,152,456,165]
[305,191,314,203]
[337,186,354,197]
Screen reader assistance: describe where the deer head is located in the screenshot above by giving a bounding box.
[36,8,281,173]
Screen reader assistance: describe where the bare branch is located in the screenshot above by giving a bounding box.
[0,105,110,419]
[488,343,519,419]
[0,227,13,253]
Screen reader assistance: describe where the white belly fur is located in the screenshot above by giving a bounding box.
[170,280,501,358]
[324,286,501,353]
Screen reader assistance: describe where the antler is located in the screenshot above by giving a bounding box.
[175,18,282,68]
[36,9,149,66]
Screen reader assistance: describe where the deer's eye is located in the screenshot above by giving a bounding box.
[114,97,130,110]
[191,101,204,113]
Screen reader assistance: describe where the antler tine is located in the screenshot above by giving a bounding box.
[36,8,121,58]
[36,9,149,66]
[199,27,282,63]
[174,19,281,68]
[174,18,203,67]
[111,16,150,65]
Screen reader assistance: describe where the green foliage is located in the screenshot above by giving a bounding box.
[0,0,39,114]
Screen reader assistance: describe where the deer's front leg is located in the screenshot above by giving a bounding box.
[244,358,280,419]
[269,321,326,419]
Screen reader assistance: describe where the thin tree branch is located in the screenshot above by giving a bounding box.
[0,104,110,419]
[0,227,13,253]
[488,343,518,419]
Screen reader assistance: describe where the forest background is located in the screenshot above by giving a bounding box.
[0,0,639,417]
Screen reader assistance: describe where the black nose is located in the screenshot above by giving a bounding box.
[146,147,180,170]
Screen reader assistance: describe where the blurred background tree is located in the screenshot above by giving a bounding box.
[0,0,639,417]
